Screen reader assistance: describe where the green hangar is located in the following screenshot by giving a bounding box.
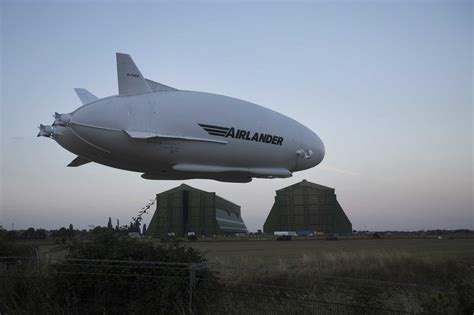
[263,180,352,235]
[146,184,247,238]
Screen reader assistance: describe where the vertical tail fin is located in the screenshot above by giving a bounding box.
[116,53,151,95]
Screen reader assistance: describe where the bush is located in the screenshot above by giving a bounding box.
[0,235,36,257]
[0,228,217,314]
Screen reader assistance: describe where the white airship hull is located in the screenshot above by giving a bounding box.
[39,54,324,183]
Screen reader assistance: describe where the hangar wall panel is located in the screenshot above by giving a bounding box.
[263,180,352,235]
[147,184,247,237]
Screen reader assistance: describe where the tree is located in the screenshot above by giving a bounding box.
[36,229,47,239]
[69,224,73,231]
[142,224,147,235]
[23,228,36,239]
[107,217,113,230]
[128,219,140,233]
[58,227,69,237]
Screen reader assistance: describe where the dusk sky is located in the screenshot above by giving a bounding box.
[1,0,472,232]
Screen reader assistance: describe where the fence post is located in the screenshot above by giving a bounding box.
[189,264,196,314]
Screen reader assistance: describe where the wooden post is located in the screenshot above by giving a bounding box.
[189,264,196,314]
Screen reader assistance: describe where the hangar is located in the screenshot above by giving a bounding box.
[263,180,352,235]
[146,184,247,238]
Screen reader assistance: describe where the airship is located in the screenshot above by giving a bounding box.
[38,53,324,183]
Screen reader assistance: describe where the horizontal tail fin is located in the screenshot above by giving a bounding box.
[74,88,98,104]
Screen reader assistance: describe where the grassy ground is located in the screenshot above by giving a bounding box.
[11,237,474,313]
[187,238,474,313]
[187,238,474,261]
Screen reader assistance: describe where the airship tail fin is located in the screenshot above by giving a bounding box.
[116,53,152,96]
[67,156,91,167]
[145,78,178,92]
[74,88,98,104]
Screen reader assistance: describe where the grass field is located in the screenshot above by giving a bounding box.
[186,238,474,313]
[187,238,474,261]
[35,237,474,264]
[10,236,474,313]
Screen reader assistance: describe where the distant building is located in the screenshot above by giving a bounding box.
[263,180,352,235]
[146,184,247,238]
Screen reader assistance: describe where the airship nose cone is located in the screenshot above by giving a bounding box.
[313,134,325,166]
[295,128,325,171]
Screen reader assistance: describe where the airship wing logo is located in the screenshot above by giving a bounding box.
[198,123,284,146]
[198,124,231,137]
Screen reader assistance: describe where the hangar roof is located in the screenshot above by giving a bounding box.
[277,179,334,192]
[157,184,240,208]
[157,184,207,195]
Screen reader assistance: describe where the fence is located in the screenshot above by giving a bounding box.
[196,287,411,315]
[0,256,411,314]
